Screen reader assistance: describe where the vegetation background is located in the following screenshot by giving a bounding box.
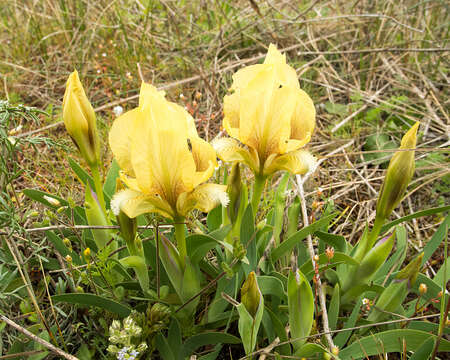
[0,0,448,358]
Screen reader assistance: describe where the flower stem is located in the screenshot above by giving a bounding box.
[90,164,106,215]
[367,215,385,249]
[250,175,266,217]
[174,217,187,269]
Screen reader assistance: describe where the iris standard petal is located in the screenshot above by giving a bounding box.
[109,108,140,177]
[264,44,299,89]
[239,70,298,160]
[286,88,316,153]
[131,94,196,205]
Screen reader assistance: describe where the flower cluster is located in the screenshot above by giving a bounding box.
[106,316,147,359]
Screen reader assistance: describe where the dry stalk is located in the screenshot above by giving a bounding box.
[295,175,335,350]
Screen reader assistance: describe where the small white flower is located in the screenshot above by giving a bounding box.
[97,69,101,74]
[102,52,107,57]
[113,106,124,117]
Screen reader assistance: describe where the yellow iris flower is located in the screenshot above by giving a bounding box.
[213,44,316,177]
[110,83,228,220]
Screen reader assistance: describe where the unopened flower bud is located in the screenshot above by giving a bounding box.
[241,271,262,318]
[43,195,60,207]
[83,247,91,260]
[62,70,100,166]
[313,254,320,262]
[419,283,427,294]
[195,91,202,99]
[63,238,71,247]
[376,122,419,221]
[65,255,72,263]
[76,286,84,293]
[331,346,339,355]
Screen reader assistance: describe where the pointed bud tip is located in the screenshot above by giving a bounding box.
[400,122,419,149]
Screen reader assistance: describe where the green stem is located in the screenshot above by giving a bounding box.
[367,215,385,249]
[90,164,106,215]
[174,217,187,269]
[250,175,266,217]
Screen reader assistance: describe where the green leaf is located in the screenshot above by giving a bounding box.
[68,157,94,188]
[265,306,291,355]
[294,343,331,358]
[241,205,256,273]
[237,300,264,355]
[328,283,340,331]
[288,270,314,351]
[272,173,289,245]
[22,189,68,208]
[422,214,449,264]
[186,233,231,264]
[156,332,177,360]
[315,231,347,253]
[257,275,285,299]
[271,213,337,262]
[381,206,450,234]
[103,159,120,202]
[409,337,435,360]
[374,225,407,280]
[339,330,450,359]
[51,293,131,317]
[207,205,222,232]
[434,260,450,288]
[334,297,362,348]
[182,332,240,357]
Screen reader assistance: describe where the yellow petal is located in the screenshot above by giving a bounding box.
[138,82,165,107]
[286,89,315,153]
[212,137,260,172]
[111,189,174,219]
[177,183,229,216]
[400,121,419,149]
[239,69,298,159]
[223,93,241,139]
[131,89,196,205]
[264,44,299,89]
[190,136,217,187]
[263,149,317,176]
[109,108,140,177]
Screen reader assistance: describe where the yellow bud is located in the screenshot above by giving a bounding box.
[62,70,100,166]
[419,283,427,294]
[314,254,320,262]
[83,247,91,259]
[241,271,262,318]
[332,346,339,355]
[76,286,84,293]
[376,122,419,220]
[65,255,72,263]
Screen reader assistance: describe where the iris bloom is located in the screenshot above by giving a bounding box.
[110,83,228,221]
[213,44,317,178]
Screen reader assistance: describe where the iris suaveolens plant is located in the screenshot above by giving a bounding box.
[109,83,228,315]
[213,44,317,213]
